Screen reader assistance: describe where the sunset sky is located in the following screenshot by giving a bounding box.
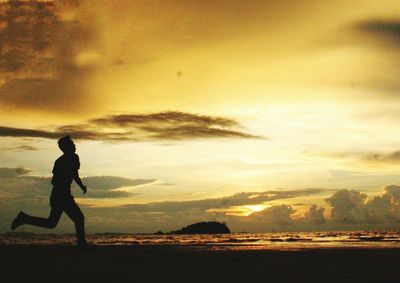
[2,0,400,233]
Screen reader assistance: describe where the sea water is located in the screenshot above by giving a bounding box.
[2,231,400,250]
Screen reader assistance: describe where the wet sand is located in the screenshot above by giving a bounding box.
[1,245,400,283]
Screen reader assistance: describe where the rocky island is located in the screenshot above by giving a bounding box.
[170,221,231,234]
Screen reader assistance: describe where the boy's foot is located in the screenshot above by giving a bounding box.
[11,212,25,230]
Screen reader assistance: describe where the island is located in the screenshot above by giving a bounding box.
[170,221,231,234]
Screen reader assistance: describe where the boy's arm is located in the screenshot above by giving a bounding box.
[73,154,86,194]
[74,172,87,194]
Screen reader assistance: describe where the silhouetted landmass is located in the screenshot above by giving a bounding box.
[170,221,231,234]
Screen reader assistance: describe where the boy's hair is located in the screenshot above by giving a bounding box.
[58,135,73,152]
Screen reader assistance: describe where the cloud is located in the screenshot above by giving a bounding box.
[0,140,40,154]
[363,150,400,163]
[320,18,400,93]
[303,205,325,225]
[324,187,400,225]
[10,145,39,151]
[82,176,156,191]
[0,0,99,112]
[235,186,400,232]
[349,19,400,92]
[383,184,400,202]
[90,112,238,128]
[5,174,400,233]
[305,149,400,165]
[325,190,367,223]
[1,182,325,233]
[0,175,326,232]
[251,204,295,226]
[82,188,325,232]
[0,111,261,141]
[0,167,154,199]
[355,19,400,47]
[0,126,61,139]
[114,188,324,213]
[81,176,157,199]
[0,167,31,178]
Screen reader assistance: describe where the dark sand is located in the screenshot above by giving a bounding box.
[1,245,400,283]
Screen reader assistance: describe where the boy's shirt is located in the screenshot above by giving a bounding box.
[51,153,80,196]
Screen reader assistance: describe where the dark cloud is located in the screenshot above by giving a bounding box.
[304,205,325,225]
[356,19,400,47]
[337,149,400,165]
[325,187,400,225]
[0,170,324,232]
[363,150,400,163]
[326,190,367,223]
[90,112,238,128]
[0,1,55,74]
[82,176,156,191]
[0,126,61,139]
[75,176,156,199]
[383,184,400,202]
[82,188,325,232]
[0,143,39,153]
[141,125,256,140]
[232,187,400,232]
[5,173,400,233]
[321,18,400,94]
[0,0,98,112]
[81,176,156,199]
[0,144,39,152]
[306,149,400,165]
[252,204,295,226]
[0,167,153,199]
[114,188,324,213]
[363,194,392,223]
[0,167,30,178]
[0,111,261,141]
[11,145,39,151]
[228,203,325,232]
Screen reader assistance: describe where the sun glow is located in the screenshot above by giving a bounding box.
[242,204,270,214]
[207,204,271,217]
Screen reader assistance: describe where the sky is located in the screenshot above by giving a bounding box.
[2,0,400,233]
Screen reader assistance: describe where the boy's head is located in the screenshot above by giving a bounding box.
[58,135,76,154]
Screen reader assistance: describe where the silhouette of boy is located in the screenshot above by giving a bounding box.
[11,135,89,247]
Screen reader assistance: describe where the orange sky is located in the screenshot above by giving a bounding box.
[1,0,400,233]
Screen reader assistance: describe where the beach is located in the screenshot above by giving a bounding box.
[2,245,400,283]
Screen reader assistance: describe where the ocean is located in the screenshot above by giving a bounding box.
[2,231,400,250]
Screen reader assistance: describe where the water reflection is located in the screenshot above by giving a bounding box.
[3,231,400,250]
